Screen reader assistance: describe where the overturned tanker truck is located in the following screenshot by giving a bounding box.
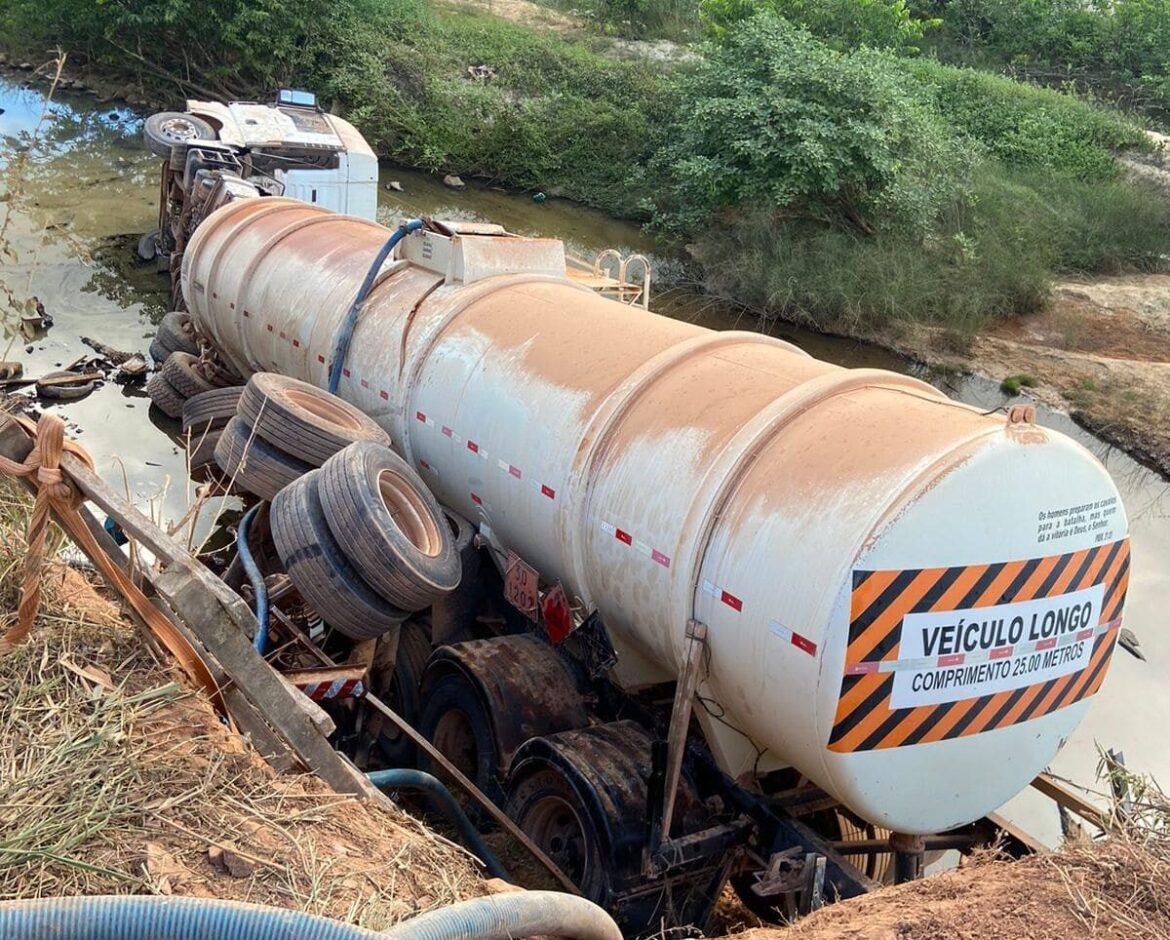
[170,177,1130,928]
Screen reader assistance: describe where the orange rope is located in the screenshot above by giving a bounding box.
[0,414,226,713]
[0,414,90,653]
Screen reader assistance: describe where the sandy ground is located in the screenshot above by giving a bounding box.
[902,273,1170,477]
[737,842,1168,940]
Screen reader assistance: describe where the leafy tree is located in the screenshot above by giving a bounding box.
[701,0,937,52]
[645,13,972,237]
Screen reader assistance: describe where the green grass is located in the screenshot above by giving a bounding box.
[691,163,1170,337]
[1001,374,1037,394]
[4,0,1168,338]
[318,0,667,214]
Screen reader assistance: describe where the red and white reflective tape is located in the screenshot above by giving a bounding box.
[299,678,365,701]
[844,617,1122,675]
[700,579,743,612]
[598,520,671,568]
[413,412,558,500]
[768,620,818,657]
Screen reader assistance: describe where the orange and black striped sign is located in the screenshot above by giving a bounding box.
[828,538,1130,753]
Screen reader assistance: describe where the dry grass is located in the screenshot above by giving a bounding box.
[0,479,484,924]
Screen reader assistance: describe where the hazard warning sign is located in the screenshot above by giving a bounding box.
[891,583,1102,709]
[828,538,1129,753]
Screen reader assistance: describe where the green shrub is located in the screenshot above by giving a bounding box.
[1001,374,1037,394]
[555,0,702,40]
[913,0,1170,124]
[644,14,975,238]
[691,165,1058,335]
[908,58,1145,178]
[702,0,936,52]
[320,2,665,214]
[0,0,339,97]
[1015,169,1170,274]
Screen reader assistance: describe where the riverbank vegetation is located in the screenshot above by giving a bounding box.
[2,0,1169,337]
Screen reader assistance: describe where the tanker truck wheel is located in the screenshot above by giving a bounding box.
[417,669,503,805]
[144,111,216,158]
[238,373,389,466]
[145,373,186,420]
[182,386,243,436]
[161,352,218,400]
[214,417,315,502]
[504,763,607,898]
[317,442,460,612]
[270,469,408,640]
[504,722,717,935]
[151,311,200,363]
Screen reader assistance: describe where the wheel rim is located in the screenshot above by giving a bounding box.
[159,116,203,143]
[432,708,477,778]
[378,469,443,557]
[521,794,590,885]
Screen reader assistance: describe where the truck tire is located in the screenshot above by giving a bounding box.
[144,111,215,158]
[182,386,243,434]
[153,311,199,360]
[505,764,608,900]
[213,417,313,501]
[145,373,185,419]
[505,723,716,934]
[239,373,389,466]
[317,442,459,612]
[371,618,432,766]
[418,669,503,806]
[161,352,217,400]
[148,338,172,366]
[270,471,407,640]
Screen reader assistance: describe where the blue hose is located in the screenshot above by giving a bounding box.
[237,504,269,655]
[0,892,623,940]
[0,895,384,939]
[368,769,509,880]
[328,218,423,395]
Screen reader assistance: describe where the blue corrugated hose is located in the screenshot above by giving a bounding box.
[237,503,269,655]
[328,218,423,395]
[0,895,384,939]
[0,892,623,940]
[367,769,509,880]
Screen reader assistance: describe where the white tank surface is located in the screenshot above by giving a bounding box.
[182,198,1132,835]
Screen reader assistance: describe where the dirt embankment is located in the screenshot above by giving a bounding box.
[902,273,1170,477]
[0,529,486,924]
[740,841,1169,940]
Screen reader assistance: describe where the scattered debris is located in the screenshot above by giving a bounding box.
[81,335,138,365]
[467,65,496,81]
[384,180,405,192]
[117,354,149,382]
[0,361,23,380]
[443,174,466,190]
[19,297,51,337]
[0,545,485,920]
[35,370,100,401]
[1119,627,1146,661]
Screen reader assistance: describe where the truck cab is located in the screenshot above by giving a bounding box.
[183,90,379,219]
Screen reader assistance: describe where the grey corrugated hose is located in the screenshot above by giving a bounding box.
[382,891,623,940]
[0,892,623,940]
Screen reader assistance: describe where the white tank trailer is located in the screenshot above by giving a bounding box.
[183,198,1132,838]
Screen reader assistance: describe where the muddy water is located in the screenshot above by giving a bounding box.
[2,73,1167,844]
